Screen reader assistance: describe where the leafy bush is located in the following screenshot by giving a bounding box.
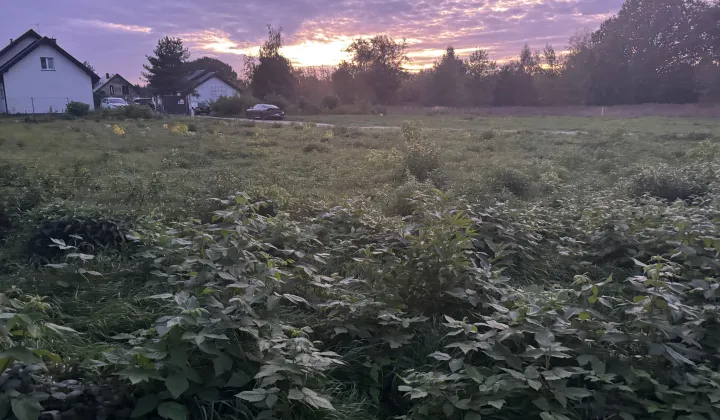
[628,164,710,201]
[264,93,291,110]
[322,95,340,110]
[66,101,90,117]
[123,104,153,119]
[303,143,330,153]
[212,96,259,117]
[490,166,532,197]
[370,104,387,115]
[480,129,496,140]
[403,121,441,181]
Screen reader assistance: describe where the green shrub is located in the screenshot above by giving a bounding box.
[321,95,339,110]
[303,143,330,153]
[212,95,259,117]
[628,164,710,201]
[480,129,496,140]
[263,93,291,110]
[123,104,153,119]
[490,167,532,197]
[66,101,90,117]
[403,121,440,181]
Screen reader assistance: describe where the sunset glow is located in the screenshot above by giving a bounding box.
[1,0,623,82]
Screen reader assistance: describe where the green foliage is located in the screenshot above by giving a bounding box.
[322,95,340,110]
[66,101,90,117]
[212,96,259,117]
[264,93,291,109]
[123,104,154,119]
[142,37,190,94]
[402,121,441,181]
[627,164,710,201]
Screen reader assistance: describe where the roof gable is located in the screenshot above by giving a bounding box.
[0,29,41,62]
[184,70,240,93]
[0,37,100,84]
[94,74,135,92]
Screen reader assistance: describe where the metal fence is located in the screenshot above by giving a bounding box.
[1,96,91,114]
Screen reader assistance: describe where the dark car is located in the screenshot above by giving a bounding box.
[246,104,285,120]
[132,98,155,110]
[193,101,212,116]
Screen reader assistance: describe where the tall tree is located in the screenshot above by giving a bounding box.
[248,26,295,100]
[331,61,356,104]
[466,49,498,106]
[142,37,189,94]
[427,47,468,106]
[345,35,409,104]
[185,57,239,83]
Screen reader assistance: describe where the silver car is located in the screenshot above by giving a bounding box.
[100,97,128,109]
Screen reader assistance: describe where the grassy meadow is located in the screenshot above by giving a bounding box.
[1,113,720,420]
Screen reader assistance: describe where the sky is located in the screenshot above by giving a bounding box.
[1,0,624,84]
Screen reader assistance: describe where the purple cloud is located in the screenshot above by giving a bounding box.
[1,0,624,83]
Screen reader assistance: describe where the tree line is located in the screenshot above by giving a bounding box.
[142,0,720,108]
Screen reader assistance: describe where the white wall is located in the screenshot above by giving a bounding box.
[0,37,37,67]
[193,77,238,104]
[3,44,95,113]
[0,83,6,113]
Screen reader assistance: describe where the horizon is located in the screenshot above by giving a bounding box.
[2,0,624,84]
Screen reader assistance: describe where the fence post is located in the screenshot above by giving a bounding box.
[31,97,35,113]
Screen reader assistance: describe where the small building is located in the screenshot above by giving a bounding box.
[93,73,139,101]
[0,29,99,113]
[155,70,240,114]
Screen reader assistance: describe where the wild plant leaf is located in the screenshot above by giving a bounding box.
[443,402,454,417]
[528,379,543,390]
[465,412,483,420]
[226,371,252,388]
[237,389,268,402]
[563,387,593,400]
[165,373,189,399]
[449,358,464,372]
[213,354,233,376]
[464,364,484,383]
[445,341,481,354]
[382,334,414,349]
[288,389,305,400]
[10,396,44,420]
[533,398,551,411]
[0,347,44,366]
[535,330,555,348]
[157,401,188,420]
[487,400,505,409]
[116,367,163,385]
[429,351,452,361]
[303,394,335,410]
[130,394,160,417]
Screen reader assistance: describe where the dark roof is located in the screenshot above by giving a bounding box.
[182,70,241,93]
[0,29,41,60]
[0,36,100,84]
[94,73,134,92]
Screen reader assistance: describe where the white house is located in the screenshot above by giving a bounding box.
[0,29,99,114]
[155,70,240,114]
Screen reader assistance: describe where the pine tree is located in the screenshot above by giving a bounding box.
[142,37,190,94]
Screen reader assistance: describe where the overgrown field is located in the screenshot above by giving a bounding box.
[1,116,720,420]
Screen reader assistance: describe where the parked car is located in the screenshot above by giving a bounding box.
[132,98,155,110]
[100,97,128,109]
[246,104,285,120]
[193,101,212,115]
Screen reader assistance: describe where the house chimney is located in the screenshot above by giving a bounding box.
[9,39,13,44]
[106,72,110,79]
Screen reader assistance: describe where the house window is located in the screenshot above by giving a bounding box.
[109,86,114,95]
[122,85,129,95]
[40,57,55,70]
